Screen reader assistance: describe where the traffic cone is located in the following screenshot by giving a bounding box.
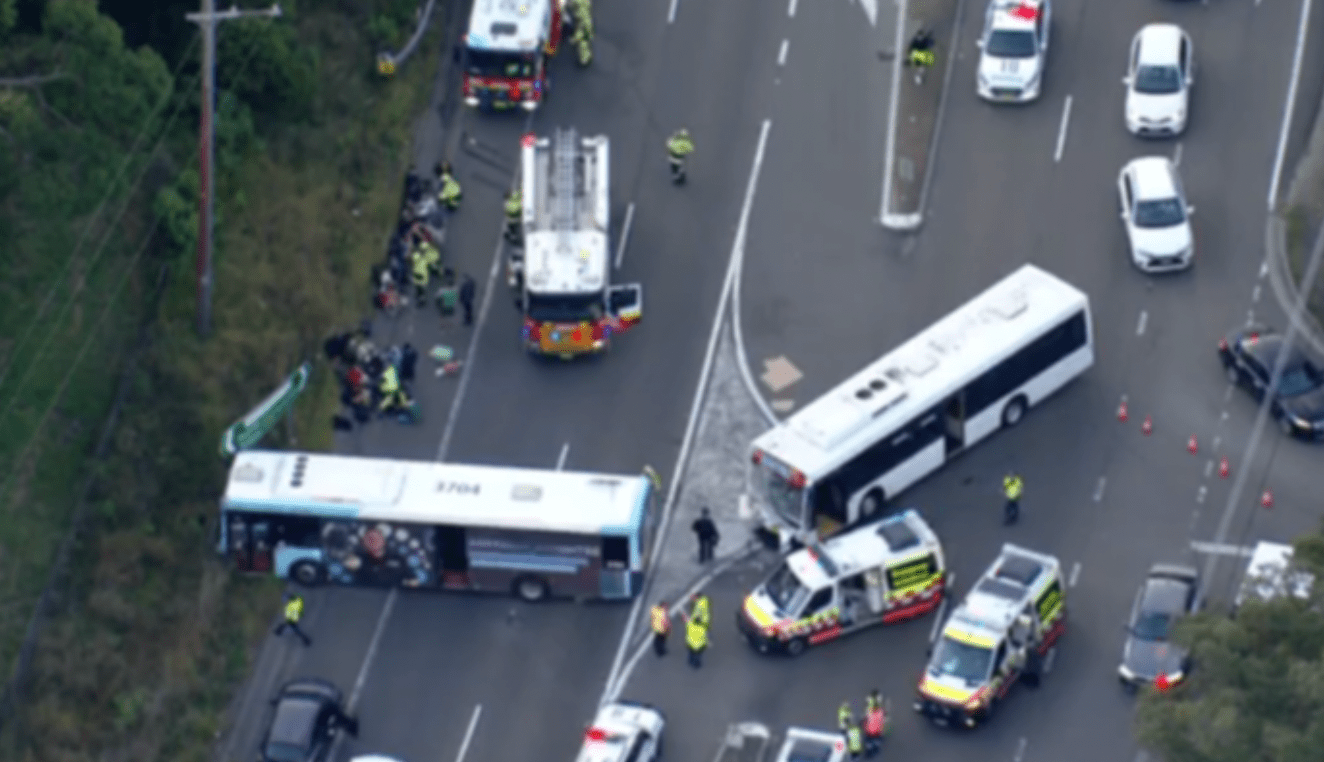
[1117,399,1129,422]
[1141,416,1153,435]
[1187,435,1198,454]
[1219,457,1230,479]
[1261,490,1274,509]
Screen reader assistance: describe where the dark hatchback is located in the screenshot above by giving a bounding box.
[1118,564,1198,690]
[1219,326,1324,440]
[261,679,350,762]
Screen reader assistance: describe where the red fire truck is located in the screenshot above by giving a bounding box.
[460,0,564,111]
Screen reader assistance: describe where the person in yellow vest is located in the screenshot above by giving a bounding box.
[844,720,864,761]
[378,364,404,411]
[837,701,852,731]
[650,600,671,656]
[419,238,441,278]
[504,190,523,244]
[689,593,711,628]
[571,22,592,66]
[1003,472,1024,525]
[273,593,312,646]
[436,162,463,210]
[685,616,708,668]
[411,249,431,306]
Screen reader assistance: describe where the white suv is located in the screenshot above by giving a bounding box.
[1117,156,1195,273]
[1124,24,1193,136]
[977,0,1051,102]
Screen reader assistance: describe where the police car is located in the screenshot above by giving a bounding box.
[976,0,1051,102]
[771,727,847,762]
[575,701,665,762]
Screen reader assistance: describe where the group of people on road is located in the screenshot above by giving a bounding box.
[650,592,712,668]
[325,323,421,428]
[837,693,888,759]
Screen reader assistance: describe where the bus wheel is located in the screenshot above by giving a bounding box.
[785,637,808,657]
[860,489,886,519]
[1001,396,1028,427]
[514,575,550,602]
[290,560,325,587]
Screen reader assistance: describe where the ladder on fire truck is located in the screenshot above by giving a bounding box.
[553,127,577,252]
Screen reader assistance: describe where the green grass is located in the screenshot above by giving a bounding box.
[0,3,442,759]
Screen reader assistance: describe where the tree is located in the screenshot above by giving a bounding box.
[1135,527,1324,762]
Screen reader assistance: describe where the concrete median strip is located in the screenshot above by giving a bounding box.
[881,0,967,230]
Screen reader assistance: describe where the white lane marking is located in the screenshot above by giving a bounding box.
[599,119,773,707]
[878,0,909,222]
[787,0,798,16]
[614,202,635,269]
[1223,386,1234,403]
[1068,562,1082,587]
[1191,541,1255,557]
[1212,435,1222,450]
[1197,485,1208,504]
[1246,309,1255,327]
[667,0,680,23]
[1268,0,1313,210]
[1220,410,1229,422]
[1013,737,1028,762]
[349,589,397,709]
[1260,260,1270,279]
[555,442,570,470]
[777,39,789,66]
[1041,648,1057,674]
[1135,310,1148,336]
[1204,460,1214,478]
[1251,284,1262,303]
[929,596,949,643]
[1172,141,1183,168]
[1092,477,1107,503]
[455,705,483,762]
[1053,95,1073,163]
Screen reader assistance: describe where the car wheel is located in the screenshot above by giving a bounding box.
[859,489,886,520]
[290,560,325,587]
[785,637,808,657]
[1001,396,1029,428]
[1224,363,1240,386]
[513,575,550,602]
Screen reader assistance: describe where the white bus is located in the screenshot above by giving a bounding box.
[220,450,657,601]
[747,264,1093,547]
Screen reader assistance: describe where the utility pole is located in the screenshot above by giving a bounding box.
[186,2,282,338]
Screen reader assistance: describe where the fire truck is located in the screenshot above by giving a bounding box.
[511,129,643,359]
[460,0,565,111]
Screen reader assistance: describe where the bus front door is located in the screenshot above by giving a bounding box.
[437,525,471,589]
[228,516,273,573]
[601,535,631,599]
[943,393,966,455]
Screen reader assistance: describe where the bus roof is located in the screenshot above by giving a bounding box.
[222,451,650,535]
[465,0,551,53]
[752,264,1089,479]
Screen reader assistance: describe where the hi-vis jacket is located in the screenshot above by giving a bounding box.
[738,510,948,655]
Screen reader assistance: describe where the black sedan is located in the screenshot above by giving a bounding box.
[1219,326,1324,440]
[261,678,356,762]
[1118,564,1198,690]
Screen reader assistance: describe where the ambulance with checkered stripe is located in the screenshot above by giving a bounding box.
[914,543,1066,728]
[575,701,665,762]
[738,509,947,657]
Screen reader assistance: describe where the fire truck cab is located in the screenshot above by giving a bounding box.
[460,0,564,111]
[512,129,643,359]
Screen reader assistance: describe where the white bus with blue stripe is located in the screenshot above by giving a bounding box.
[220,450,656,601]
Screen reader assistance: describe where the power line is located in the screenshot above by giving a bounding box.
[0,33,201,397]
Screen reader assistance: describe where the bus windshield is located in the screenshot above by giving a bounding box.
[527,292,604,323]
[463,48,537,79]
[763,561,810,615]
[753,463,804,527]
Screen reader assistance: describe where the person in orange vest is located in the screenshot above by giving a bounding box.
[863,690,886,757]
[650,600,671,656]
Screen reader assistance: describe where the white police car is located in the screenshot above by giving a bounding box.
[575,702,665,762]
[977,0,1051,102]
[771,727,847,762]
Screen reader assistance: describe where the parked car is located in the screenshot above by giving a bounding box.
[1219,325,1324,439]
[1118,564,1198,691]
[1117,156,1194,272]
[1124,23,1193,136]
[261,679,355,762]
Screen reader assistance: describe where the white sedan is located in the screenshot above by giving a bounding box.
[1124,24,1193,137]
[1117,156,1195,273]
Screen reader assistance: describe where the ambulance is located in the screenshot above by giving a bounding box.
[512,129,643,359]
[738,510,947,657]
[915,543,1066,728]
[575,701,665,762]
[459,0,565,111]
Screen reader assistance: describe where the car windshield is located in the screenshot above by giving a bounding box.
[1278,364,1321,397]
[462,48,536,79]
[753,461,804,526]
[264,743,311,762]
[1131,610,1173,641]
[928,636,995,683]
[764,562,810,615]
[1133,198,1186,228]
[985,29,1038,58]
[526,292,604,323]
[1134,65,1182,95]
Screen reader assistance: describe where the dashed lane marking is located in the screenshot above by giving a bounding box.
[1092,477,1107,503]
[555,442,570,471]
[1013,737,1028,762]
[1053,95,1072,163]
[787,0,798,16]
[455,705,483,762]
[778,39,789,66]
[1135,310,1148,336]
[614,202,635,269]
[1068,562,1081,587]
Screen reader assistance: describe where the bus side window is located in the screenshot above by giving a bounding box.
[273,515,320,547]
[968,311,1088,411]
[602,536,629,569]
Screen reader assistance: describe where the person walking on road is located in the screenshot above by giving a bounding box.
[1003,472,1024,525]
[650,600,671,656]
[274,593,312,646]
[837,701,853,732]
[436,162,463,211]
[844,720,864,761]
[666,129,694,184]
[685,615,708,669]
[905,28,936,84]
[459,274,476,326]
[863,691,886,756]
[503,190,523,245]
[688,593,711,629]
[691,507,719,563]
